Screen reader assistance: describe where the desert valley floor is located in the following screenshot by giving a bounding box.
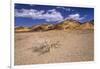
[15,30,94,65]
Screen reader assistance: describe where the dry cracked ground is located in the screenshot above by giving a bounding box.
[15,30,94,65]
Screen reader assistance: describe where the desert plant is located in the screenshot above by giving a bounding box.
[32,40,60,56]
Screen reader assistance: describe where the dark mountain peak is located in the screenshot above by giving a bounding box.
[89,19,94,25]
[65,19,78,22]
[83,19,94,25]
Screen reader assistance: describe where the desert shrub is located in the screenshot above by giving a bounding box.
[32,40,60,56]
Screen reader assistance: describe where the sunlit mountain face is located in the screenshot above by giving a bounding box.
[15,3,94,27]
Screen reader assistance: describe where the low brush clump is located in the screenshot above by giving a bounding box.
[32,40,60,56]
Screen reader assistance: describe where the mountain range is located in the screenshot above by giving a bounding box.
[15,19,94,32]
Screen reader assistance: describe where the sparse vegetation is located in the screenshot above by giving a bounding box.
[32,40,60,56]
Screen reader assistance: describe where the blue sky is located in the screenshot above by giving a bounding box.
[15,3,94,27]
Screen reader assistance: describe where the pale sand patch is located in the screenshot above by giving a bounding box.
[15,30,94,65]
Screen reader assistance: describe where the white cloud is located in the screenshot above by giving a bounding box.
[63,8,71,11]
[56,6,61,8]
[65,13,85,21]
[15,9,64,22]
[15,9,86,22]
[72,10,75,11]
[56,7,71,11]
[29,4,36,6]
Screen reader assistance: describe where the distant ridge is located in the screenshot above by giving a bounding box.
[15,19,94,32]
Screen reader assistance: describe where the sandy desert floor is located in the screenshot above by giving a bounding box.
[15,30,94,65]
